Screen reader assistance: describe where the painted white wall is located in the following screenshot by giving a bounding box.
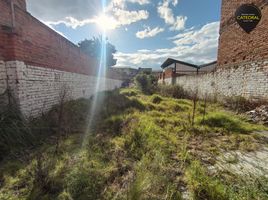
[0,61,123,117]
[160,60,268,100]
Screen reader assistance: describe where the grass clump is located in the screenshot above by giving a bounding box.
[120,88,139,97]
[65,166,105,199]
[156,85,190,99]
[186,161,229,200]
[151,94,163,104]
[200,112,258,133]
[223,96,268,113]
[0,104,51,161]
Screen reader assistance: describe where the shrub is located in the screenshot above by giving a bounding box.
[0,104,36,161]
[135,73,156,94]
[223,96,267,112]
[101,115,124,135]
[151,95,163,104]
[65,167,104,199]
[156,85,190,99]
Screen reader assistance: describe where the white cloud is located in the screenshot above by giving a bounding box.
[136,27,164,39]
[108,0,150,9]
[172,0,179,6]
[128,0,150,5]
[115,21,220,70]
[45,9,149,30]
[171,16,187,31]
[112,8,149,27]
[172,22,220,46]
[157,1,174,24]
[138,49,151,53]
[157,0,187,31]
[45,17,96,29]
[106,0,149,29]
[27,0,102,22]
[43,21,69,39]
[28,0,149,30]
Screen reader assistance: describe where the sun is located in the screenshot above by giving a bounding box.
[95,14,117,31]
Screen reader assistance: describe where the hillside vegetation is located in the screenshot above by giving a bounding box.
[0,87,268,200]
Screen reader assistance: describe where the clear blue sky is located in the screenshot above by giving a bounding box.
[27,0,222,70]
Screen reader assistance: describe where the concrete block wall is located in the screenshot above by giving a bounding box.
[1,60,122,117]
[174,60,268,100]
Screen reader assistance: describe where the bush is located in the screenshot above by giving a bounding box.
[135,73,157,94]
[151,95,163,104]
[156,85,190,99]
[65,167,104,199]
[223,96,267,112]
[101,115,124,135]
[0,104,36,161]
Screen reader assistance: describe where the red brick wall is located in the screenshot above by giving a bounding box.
[13,0,26,11]
[0,0,12,26]
[164,68,174,79]
[217,0,268,67]
[0,0,99,76]
[0,0,13,60]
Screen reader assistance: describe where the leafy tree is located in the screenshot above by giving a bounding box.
[78,37,117,67]
[135,72,157,94]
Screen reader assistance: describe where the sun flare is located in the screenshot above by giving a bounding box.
[95,14,117,31]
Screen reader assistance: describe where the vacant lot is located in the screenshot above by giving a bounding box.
[0,88,268,200]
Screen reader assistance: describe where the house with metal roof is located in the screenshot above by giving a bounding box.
[198,61,217,74]
[158,58,217,84]
[161,58,199,75]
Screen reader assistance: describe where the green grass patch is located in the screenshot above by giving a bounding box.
[0,88,267,199]
[199,112,259,133]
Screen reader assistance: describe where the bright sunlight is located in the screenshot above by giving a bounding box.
[95,14,118,31]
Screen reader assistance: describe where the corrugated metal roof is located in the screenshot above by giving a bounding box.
[199,61,217,68]
[160,58,198,69]
[160,58,217,69]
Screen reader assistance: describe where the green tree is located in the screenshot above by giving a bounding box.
[135,73,157,94]
[78,37,117,67]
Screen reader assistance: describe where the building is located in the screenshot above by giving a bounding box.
[198,61,217,74]
[158,58,216,85]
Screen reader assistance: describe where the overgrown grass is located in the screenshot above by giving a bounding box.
[186,161,229,200]
[0,88,267,200]
[156,84,191,99]
[223,96,268,113]
[199,112,259,133]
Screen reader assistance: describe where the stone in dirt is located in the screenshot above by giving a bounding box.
[246,105,268,125]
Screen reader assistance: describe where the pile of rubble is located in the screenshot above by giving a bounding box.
[246,105,268,125]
